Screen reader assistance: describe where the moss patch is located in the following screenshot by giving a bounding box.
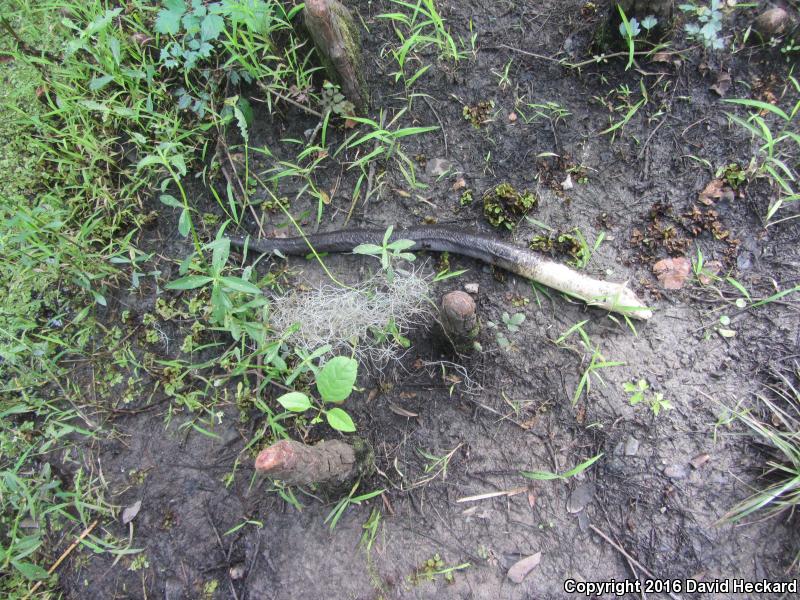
[482,183,538,229]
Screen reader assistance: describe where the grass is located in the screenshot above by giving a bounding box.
[723,76,800,224]
[723,363,800,568]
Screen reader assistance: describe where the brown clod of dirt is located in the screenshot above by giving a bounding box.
[653,257,691,290]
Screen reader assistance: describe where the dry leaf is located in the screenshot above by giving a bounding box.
[508,112,518,123]
[452,178,467,192]
[698,260,722,285]
[389,403,418,418]
[653,257,691,290]
[122,500,142,525]
[698,179,735,205]
[710,71,731,97]
[344,118,357,129]
[507,552,542,584]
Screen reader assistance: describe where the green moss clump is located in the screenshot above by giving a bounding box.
[482,183,538,229]
[459,190,473,206]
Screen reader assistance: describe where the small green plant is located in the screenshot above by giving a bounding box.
[353,225,417,283]
[556,321,624,404]
[335,108,438,206]
[723,84,800,223]
[493,58,513,90]
[410,553,470,584]
[502,312,526,333]
[325,481,384,531]
[274,355,360,432]
[482,183,538,229]
[679,0,726,50]
[722,365,800,568]
[516,101,571,125]
[521,453,604,481]
[624,379,673,416]
[164,229,267,340]
[600,80,648,139]
[617,6,658,70]
[462,100,495,128]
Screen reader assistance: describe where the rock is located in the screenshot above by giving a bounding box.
[624,437,640,457]
[754,8,791,38]
[464,282,479,294]
[664,464,687,480]
[507,552,542,584]
[690,453,710,470]
[566,481,595,514]
[425,158,453,178]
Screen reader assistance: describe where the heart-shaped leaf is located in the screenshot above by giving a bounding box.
[316,356,358,403]
[326,407,356,432]
[276,392,311,412]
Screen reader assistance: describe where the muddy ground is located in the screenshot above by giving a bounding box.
[59,1,799,598]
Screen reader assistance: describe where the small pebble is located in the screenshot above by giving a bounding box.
[624,437,640,457]
[425,158,453,177]
[464,282,479,294]
[664,464,687,480]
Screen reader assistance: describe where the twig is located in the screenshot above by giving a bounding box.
[24,519,99,600]
[589,524,682,600]
[422,96,447,156]
[255,83,324,118]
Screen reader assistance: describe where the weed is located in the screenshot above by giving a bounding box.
[516,101,571,126]
[723,83,800,223]
[722,364,800,569]
[353,225,417,283]
[482,183,538,229]
[274,355,360,433]
[521,453,604,481]
[624,379,673,416]
[679,1,726,50]
[617,6,658,70]
[556,321,624,404]
[325,481,384,531]
[410,553,470,584]
[334,108,438,207]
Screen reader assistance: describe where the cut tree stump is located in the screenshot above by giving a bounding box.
[440,290,479,351]
[304,0,368,111]
[255,438,374,486]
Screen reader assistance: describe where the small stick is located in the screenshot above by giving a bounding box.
[24,519,99,600]
[589,524,683,600]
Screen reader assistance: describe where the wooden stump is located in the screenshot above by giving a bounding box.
[441,290,479,351]
[255,438,373,486]
[304,0,368,111]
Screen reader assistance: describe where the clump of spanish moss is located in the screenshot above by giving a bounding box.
[270,269,432,368]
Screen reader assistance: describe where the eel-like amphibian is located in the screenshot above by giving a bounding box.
[229,226,652,320]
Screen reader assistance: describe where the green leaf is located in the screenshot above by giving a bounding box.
[200,13,225,40]
[520,469,562,481]
[219,276,261,295]
[160,194,182,208]
[178,208,191,237]
[13,560,49,581]
[316,356,358,403]
[561,453,604,478]
[352,243,382,256]
[155,1,186,35]
[387,238,416,252]
[276,392,312,412]
[326,407,356,432]
[165,275,213,290]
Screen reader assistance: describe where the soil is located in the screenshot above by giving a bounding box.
[58,1,800,598]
